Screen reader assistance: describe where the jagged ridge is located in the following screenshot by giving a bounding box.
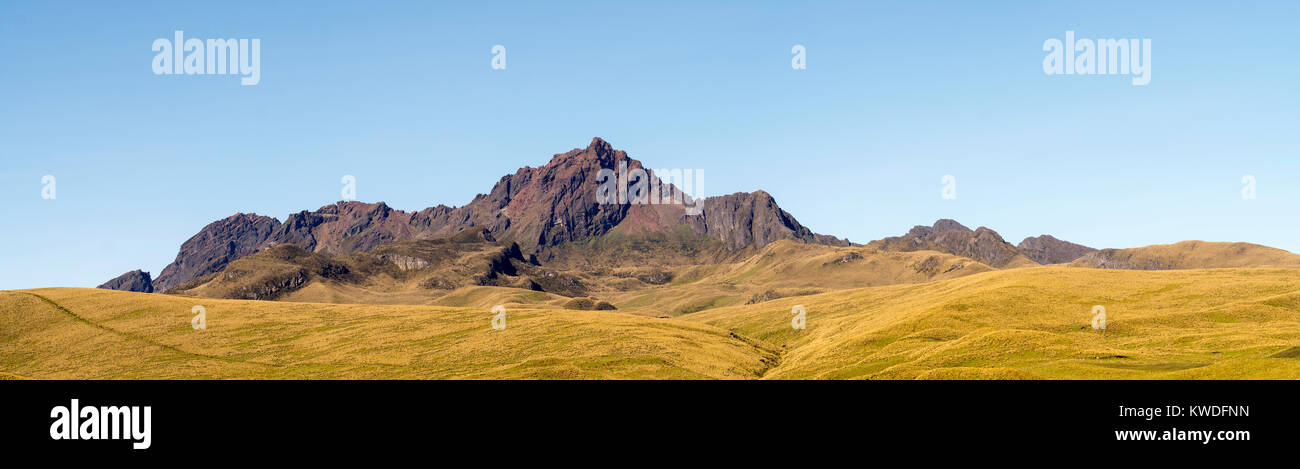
[149,138,844,291]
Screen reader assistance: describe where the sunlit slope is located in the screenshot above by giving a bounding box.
[684,267,1300,379]
[0,288,776,379]
[605,240,993,316]
[278,283,571,309]
[9,267,1299,380]
[1071,241,1300,270]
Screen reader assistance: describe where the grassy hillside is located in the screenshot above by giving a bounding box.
[684,266,1300,379]
[0,288,775,379]
[1071,241,1300,270]
[164,237,997,319]
[600,241,993,316]
[7,266,1299,380]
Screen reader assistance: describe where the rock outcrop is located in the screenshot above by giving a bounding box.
[1017,235,1096,264]
[867,219,1032,268]
[97,269,154,293]
[153,213,281,292]
[686,191,845,250]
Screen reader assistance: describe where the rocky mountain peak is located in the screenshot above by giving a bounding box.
[97,269,153,293]
[933,219,972,233]
[870,219,1029,268]
[685,191,838,250]
[1017,235,1097,264]
[153,213,281,292]
[586,136,614,154]
[545,137,625,168]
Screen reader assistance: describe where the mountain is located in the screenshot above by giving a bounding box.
[1017,235,1096,264]
[153,213,282,292]
[866,219,1037,268]
[1069,241,1300,270]
[687,190,843,250]
[96,270,153,293]
[148,138,844,291]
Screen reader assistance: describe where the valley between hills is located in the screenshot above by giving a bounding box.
[4,138,1300,380]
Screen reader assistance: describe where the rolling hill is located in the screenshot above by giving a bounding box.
[685,266,1300,379]
[6,266,1300,379]
[1070,241,1300,270]
[0,287,776,379]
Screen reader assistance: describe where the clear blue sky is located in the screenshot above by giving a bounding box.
[2,1,1298,289]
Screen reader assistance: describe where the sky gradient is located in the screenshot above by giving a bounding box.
[2,1,1298,289]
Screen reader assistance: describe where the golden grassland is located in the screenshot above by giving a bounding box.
[686,266,1300,379]
[1070,240,1300,269]
[3,262,1298,380]
[0,288,775,379]
[601,241,991,316]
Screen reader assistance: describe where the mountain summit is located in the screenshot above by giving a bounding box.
[1017,235,1096,264]
[867,219,1036,268]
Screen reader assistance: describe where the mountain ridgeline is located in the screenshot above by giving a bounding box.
[864,219,1102,268]
[145,138,847,292]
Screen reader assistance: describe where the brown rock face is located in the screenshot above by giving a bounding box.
[149,138,843,289]
[686,191,844,250]
[287,201,418,255]
[153,213,281,291]
[868,219,1027,267]
[1017,235,1096,264]
[462,137,638,248]
[97,269,153,293]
